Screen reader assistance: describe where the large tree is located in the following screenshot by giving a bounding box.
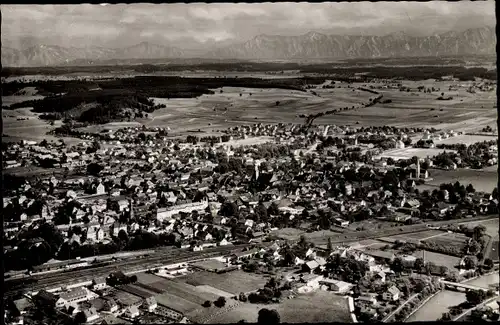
[258,308,280,324]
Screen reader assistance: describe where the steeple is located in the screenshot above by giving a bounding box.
[129,199,134,219]
[416,159,421,179]
[254,162,260,180]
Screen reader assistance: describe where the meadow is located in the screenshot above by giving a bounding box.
[207,290,352,324]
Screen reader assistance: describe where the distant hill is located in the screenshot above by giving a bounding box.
[2,27,495,67]
[208,27,496,60]
[2,42,186,67]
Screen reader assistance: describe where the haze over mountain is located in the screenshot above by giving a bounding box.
[2,3,495,67]
[2,26,496,67]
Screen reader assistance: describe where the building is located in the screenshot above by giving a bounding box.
[334,217,349,227]
[103,298,119,313]
[124,305,140,319]
[373,271,386,282]
[156,199,208,221]
[401,255,417,268]
[357,293,378,305]
[383,286,401,301]
[56,287,89,308]
[363,250,395,264]
[92,278,107,291]
[229,248,260,262]
[142,296,157,312]
[302,260,320,273]
[82,306,99,322]
[318,278,353,293]
[110,222,127,237]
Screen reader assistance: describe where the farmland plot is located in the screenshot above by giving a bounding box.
[208,290,352,324]
[425,168,497,193]
[178,270,267,295]
[150,279,219,305]
[422,232,469,251]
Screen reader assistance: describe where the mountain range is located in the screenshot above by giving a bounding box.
[2,26,495,67]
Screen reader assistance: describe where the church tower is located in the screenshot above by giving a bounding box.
[416,159,421,179]
[254,162,260,181]
[129,199,134,219]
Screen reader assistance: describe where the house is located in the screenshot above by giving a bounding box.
[436,202,450,215]
[302,260,320,273]
[294,256,305,265]
[334,217,349,227]
[359,305,379,318]
[13,298,33,315]
[244,219,254,228]
[218,238,230,246]
[82,306,99,322]
[357,294,378,305]
[363,250,395,264]
[124,305,140,319]
[103,298,118,313]
[92,277,107,291]
[111,222,128,237]
[383,286,401,301]
[57,287,89,308]
[95,183,106,195]
[373,271,386,283]
[318,278,353,293]
[401,255,417,268]
[300,274,322,289]
[230,248,260,261]
[142,296,157,312]
[305,248,316,259]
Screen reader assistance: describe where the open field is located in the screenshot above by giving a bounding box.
[177,270,268,295]
[2,108,85,145]
[270,228,305,241]
[108,289,143,307]
[135,272,165,285]
[155,292,202,314]
[3,77,496,139]
[381,230,446,242]
[422,232,469,251]
[195,285,235,298]
[434,134,497,145]
[208,291,352,324]
[413,250,462,271]
[424,168,497,193]
[376,147,455,160]
[460,218,499,238]
[481,164,498,172]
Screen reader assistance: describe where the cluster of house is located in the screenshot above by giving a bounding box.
[5,275,182,325]
[4,122,498,278]
[421,129,462,144]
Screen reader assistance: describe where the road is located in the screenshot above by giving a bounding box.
[4,244,252,298]
[452,295,500,321]
[383,294,420,322]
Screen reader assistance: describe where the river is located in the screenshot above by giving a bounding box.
[406,273,499,322]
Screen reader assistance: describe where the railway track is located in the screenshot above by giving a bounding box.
[4,244,250,298]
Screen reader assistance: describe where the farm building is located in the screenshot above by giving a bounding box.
[363,250,395,264]
[383,286,401,301]
[318,278,353,293]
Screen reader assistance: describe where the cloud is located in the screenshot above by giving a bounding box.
[2,2,495,49]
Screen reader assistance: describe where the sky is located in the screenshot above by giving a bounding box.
[2,2,496,50]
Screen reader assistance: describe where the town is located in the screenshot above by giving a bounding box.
[3,121,499,324]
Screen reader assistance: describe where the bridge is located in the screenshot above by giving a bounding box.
[440,280,492,292]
